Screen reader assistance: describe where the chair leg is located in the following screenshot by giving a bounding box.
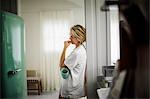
[40,81,42,93]
[38,81,40,95]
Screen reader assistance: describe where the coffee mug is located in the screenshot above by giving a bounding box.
[61,67,69,79]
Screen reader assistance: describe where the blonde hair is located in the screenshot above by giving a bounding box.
[71,24,86,44]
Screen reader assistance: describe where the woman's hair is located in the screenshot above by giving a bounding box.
[71,24,86,44]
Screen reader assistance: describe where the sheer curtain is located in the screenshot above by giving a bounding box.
[39,10,73,91]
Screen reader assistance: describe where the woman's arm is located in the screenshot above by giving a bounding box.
[59,47,67,68]
[59,41,71,68]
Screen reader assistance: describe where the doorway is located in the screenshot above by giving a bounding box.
[19,0,86,97]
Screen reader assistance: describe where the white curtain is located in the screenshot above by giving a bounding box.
[39,10,73,91]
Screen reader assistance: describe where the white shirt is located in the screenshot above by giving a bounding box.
[60,44,87,98]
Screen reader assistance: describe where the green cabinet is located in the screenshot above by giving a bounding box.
[0,11,27,99]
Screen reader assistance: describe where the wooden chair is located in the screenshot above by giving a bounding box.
[26,70,42,95]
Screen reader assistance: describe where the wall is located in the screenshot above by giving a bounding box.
[21,0,85,25]
[85,0,98,98]
[85,0,107,98]
[22,12,41,70]
[95,0,107,76]
[85,0,120,98]
[20,0,85,70]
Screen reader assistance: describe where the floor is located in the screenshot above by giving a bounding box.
[26,91,88,99]
[26,90,59,99]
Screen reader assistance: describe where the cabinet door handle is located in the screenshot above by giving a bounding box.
[8,69,22,76]
[15,68,22,72]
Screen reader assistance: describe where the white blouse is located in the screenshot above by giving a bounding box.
[60,44,87,98]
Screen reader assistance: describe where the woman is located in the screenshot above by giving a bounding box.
[59,24,87,99]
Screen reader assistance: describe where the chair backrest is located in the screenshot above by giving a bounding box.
[27,70,38,77]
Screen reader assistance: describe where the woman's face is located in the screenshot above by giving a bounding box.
[69,30,78,44]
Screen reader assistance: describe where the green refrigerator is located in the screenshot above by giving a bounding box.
[0,11,27,99]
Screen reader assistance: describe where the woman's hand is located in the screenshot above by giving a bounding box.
[59,40,71,67]
[64,41,71,48]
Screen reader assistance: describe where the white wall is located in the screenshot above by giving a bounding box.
[85,0,107,98]
[21,0,85,25]
[85,0,98,98]
[96,0,108,76]
[17,0,21,16]
[20,0,85,69]
[85,0,120,98]
[22,13,41,69]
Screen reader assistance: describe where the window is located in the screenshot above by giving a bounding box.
[107,5,120,65]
